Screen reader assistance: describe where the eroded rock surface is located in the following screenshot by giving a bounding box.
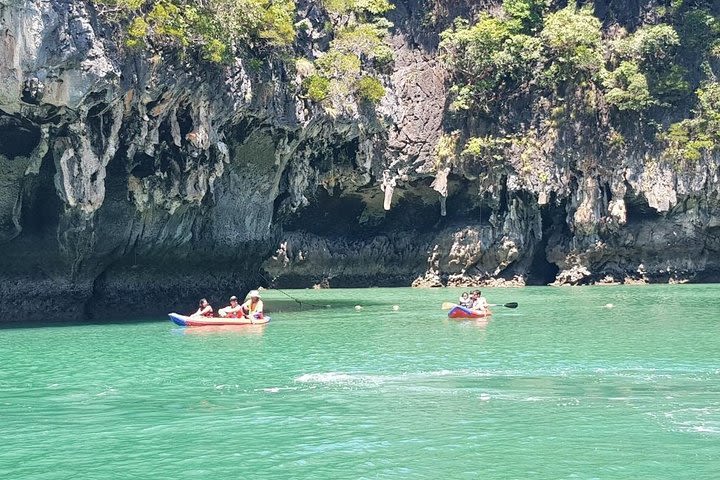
[1,0,719,321]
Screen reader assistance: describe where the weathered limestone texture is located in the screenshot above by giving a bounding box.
[0,0,718,321]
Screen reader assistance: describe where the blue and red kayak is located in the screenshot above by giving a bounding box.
[169,313,270,327]
[447,305,492,319]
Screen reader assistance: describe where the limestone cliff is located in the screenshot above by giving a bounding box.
[0,0,718,321]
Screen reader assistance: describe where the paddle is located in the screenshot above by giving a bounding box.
[490,302,518,308]
[441,302,518,310]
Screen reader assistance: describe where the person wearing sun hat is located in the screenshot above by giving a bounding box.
[241,289,264,320]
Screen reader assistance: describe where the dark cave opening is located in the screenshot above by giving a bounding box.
[0,114,42,159]
[130,152,156,178]
[158,149,178,174]
[384,190,441,232]
[602,181,613,204]
[303,137,360,173]
[227,118,258,146]
[273,190,291,219]
[282,188,367,236]
[497,175,509,216]
[443,178,494,224]
[281,180,442,238]
[177,104,194,138]
[20,151,62,236]
[159,116,180,152]
[526,194,564,285]
[624,187,661,223]
[87,102,113,155]
[336,138,359,168]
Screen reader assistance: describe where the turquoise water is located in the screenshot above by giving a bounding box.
[1,285,719,479]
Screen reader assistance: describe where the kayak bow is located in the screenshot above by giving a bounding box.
[447,305,492,319]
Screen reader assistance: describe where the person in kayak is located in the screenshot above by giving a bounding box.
[218,296,243,318]
[241,290,264,319]
[192,298,214,317]
[471,290,490,313]
[459,292,472,307]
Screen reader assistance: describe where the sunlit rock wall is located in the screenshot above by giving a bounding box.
[0,0,718,321]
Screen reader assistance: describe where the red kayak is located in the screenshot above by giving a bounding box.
[447,305,492,319]
[169,313,270,327]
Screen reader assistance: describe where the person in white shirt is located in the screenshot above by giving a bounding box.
[471,290,489,312]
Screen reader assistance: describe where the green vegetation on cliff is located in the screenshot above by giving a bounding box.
[95,0,296,61]
[95,0,391,107]
[302,3,392,107]
[663,82,720,163]
[439,0,720,169]
[322,0,393,15]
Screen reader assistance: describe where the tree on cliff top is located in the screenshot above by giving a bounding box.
[94,0,297,62]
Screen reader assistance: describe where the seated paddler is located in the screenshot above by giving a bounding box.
[471,290,490,313]
[192,298,214,317]
[218,296,243,318]
[241,290,264,319]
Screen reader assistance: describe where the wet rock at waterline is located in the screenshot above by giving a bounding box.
[1,0,719,321]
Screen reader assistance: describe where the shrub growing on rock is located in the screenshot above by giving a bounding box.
[602,61,655,111]
[303,75,331,102]
[356,76,385,103]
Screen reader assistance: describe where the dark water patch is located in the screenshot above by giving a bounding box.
[0,314,165,329]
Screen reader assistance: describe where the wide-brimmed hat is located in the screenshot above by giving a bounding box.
[248,290,261,298]
[229,295,238,301]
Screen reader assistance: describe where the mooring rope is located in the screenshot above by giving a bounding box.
[257,271,329,310]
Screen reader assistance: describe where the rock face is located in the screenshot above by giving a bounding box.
[0,0,719,321]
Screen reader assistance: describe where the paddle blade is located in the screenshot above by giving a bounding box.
[441,302,456,310]
[503,302,518,308]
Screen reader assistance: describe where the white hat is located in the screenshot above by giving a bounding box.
[248,290,261,298]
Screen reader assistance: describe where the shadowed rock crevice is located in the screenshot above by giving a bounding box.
[19,150,62,237]
[624,189,662,223]
[0,1,719,322]
[0,115,42,159]
[527,200,564,285]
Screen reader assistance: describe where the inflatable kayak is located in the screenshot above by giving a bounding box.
[169,313,270,327]
[447,305,492,319]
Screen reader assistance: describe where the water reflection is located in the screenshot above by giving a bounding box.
[470,318,491,329]
[179,324,267,336]
[446,318,492,329]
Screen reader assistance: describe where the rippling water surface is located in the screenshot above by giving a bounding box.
[2,285,719,479]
